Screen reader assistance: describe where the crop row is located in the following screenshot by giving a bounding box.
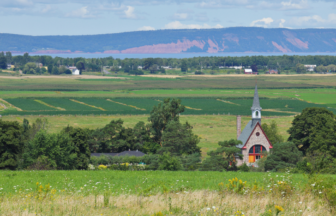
[2,97,332,116]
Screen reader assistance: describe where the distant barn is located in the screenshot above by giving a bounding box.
[244,69,258,75]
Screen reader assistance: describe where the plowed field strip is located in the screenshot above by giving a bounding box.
[70,99,106,111]
[0,98,22,111]
[34,99,66,111]
[107,99,146,110]
[185,106,202,111]
[263,109,300,114]
[217,99,240,106]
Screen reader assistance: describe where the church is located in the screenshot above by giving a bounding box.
[236,85,273,166]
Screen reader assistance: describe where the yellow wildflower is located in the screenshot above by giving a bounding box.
[275,205,284,212]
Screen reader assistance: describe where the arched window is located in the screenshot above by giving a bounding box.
[255,111,259,117]
[248,145,267,163]
[249,145,266,154]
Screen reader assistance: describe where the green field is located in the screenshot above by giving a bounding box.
[3,74,336,91]
[0,170,318,195]
[2,97,332,116]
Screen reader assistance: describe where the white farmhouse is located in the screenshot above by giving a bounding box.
[68,66,80,75]
[304,65,316,72]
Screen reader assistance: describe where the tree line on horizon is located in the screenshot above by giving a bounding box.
[2,52,336,74]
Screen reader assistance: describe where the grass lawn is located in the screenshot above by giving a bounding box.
[0,170,309,195]
[2,115,293,156]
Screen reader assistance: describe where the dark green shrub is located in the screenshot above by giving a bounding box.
[239,163,250,172]
[158,152,182,171]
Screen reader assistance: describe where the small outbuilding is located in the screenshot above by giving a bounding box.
[68,66,80,75]
[244,69,258,74]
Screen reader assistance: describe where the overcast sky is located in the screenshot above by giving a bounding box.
[1,0,336,36]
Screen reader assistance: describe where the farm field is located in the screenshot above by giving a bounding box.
[0,170,334,215]
[2,115,293,155]
[2,74,336,91]
[1,97,332,116]
[1,88,336,106]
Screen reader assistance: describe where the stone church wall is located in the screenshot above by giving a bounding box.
[236,124,271,166]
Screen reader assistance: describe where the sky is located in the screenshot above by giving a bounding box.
[1,0,336,36]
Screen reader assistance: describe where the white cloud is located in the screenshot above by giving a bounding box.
[164,21,223,29]
[118,5,145,19]
[279,19,286,27]
[250,17,274,27]
[287,13,336,27]
[124,6,136,19]
[290,15,324,26]
[65,6,96,18]
[138,26,155,30]
[198,0,249,8]
[280,0,309,10]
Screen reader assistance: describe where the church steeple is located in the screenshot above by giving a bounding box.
[251,85,262,125]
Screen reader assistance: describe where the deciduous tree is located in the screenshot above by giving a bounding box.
[262,120,284,145]
[265,142,302,171]
[287,107,336,156]
[148,98,185,144]
[0,120,24,170]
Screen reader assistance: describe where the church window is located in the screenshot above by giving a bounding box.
[256,132,260,136]
[255,111,259,117]
[248,145,266,163]
[248,145,266,154]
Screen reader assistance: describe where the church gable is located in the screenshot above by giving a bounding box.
[241,122,273,150]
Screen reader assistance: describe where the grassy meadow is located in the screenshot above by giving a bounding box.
[0,170,335,215]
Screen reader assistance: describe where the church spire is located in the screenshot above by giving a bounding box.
[251,85,262,125]
[251,85,262,110]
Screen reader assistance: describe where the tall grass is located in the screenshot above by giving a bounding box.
[0,171,335,215]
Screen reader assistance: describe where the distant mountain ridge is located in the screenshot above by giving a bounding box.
[1,27,336,54]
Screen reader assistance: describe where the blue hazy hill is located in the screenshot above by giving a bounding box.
[1,27,336,53]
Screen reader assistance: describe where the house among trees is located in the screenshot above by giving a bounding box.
[244,69,258,74]
[236,85,273,166]
[68,66,80,75]
[266,69,278,74]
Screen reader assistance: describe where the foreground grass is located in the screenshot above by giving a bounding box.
[0,171,309,194]
[0,171,335,215]
[2,115,293,156]
[0,191,332,215]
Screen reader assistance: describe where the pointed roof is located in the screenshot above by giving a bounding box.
[251,85,262,110]
[237,121,273,149]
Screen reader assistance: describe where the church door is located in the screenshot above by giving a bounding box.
[248,145,266,163]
